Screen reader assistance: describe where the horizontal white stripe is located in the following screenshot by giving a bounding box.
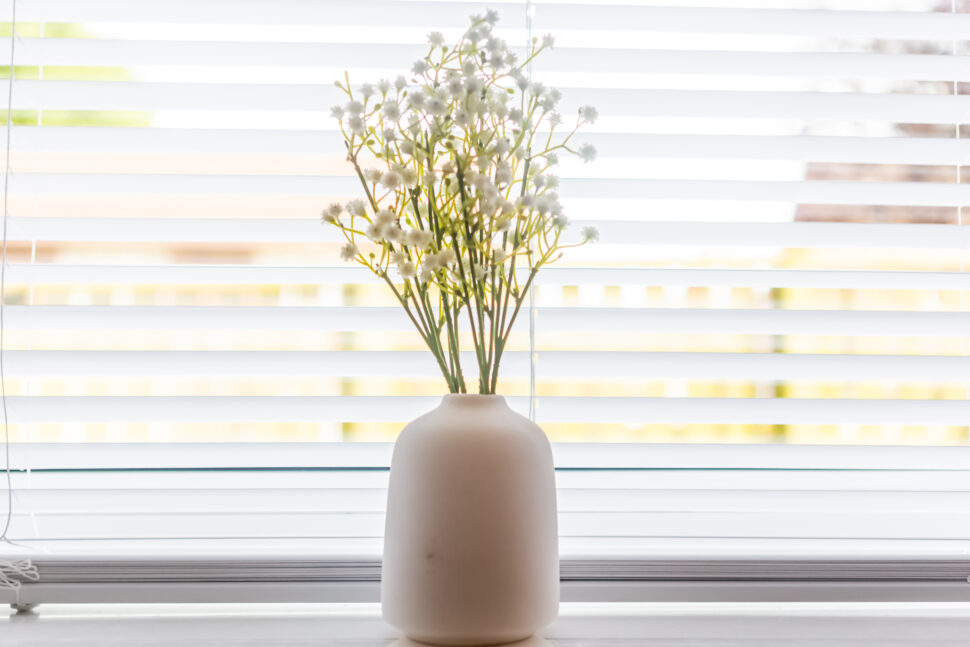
[9,264,970,290]
[4,395,970,424]
[5,128,966,166]
[3,1,966,39]
[15,488,970,515]
[10,80,969,124]
[6,350,970,382]
[4,305,968,336]
[5,510,966,540]
[9,218,967,248]
[7,173,967,206]
[13,468,968,493]
[11,441,969,471]
[4,38,968,82]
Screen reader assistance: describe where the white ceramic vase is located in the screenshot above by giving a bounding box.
[381,394,560,646]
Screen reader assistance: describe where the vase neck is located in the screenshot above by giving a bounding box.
[441,393,508,408]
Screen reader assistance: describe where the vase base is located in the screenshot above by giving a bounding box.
[396,631,540,647]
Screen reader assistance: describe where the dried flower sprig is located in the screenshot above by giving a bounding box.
[323,10,598,394]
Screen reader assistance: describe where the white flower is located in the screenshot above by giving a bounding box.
[339,243,358,261]
[535,194,556,214]
[360,83,375,98]
[406,229,434,248]
[321,203,342,223]
[345,100,364,115]
[391,251,407,266]
[427,98,447,116]
[548,112,562,127]
[382,102,401,120]
[466,28,483,44]
[495,161,512,186]
[578,143,597,163]
[493,249,507,264]
[552,214,569,229]
[394,75,407,90]
[399,261,417,278]
[385,225,405,243]
[509,108,523,124]
[545,152,559,165]
[546,175,560,189]
[464,76,483,95]
[438,248,456,266]
[377,79,391,94]
[419,265,434,282]
[375,209,396,225]
[454,108,470,127]
[528,82,545,98]
[428,31,445,47]
[400,141,415,156]
[462,60,477,76]
[519,194,535,209]
[365,222,383,240]
[504,52,518,67]
[380,170,403,189]
[364,168,383,183]
[485,8,499,24]
[579,105,598,124]
[347,115,365,134]
[542,34,555,48]
[494,138,510,156]
[412,60,430,75]
[383,127,397,141]
[330,105,344,119]
[399,165,417,185]
[406,91,426,110]
[447,76,464,96]
[581,226,599,242]
[533,175,547,189]
[345,199,366,216]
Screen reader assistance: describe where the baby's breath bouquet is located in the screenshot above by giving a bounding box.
[323,10,598,394]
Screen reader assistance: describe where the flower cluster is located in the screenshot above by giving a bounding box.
[322,10,598,394]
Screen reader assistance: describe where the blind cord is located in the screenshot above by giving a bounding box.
[952,0,968,445]
[1,0,17,543]
[526,0,536,422]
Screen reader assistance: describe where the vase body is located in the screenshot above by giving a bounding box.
[381,394,559,646]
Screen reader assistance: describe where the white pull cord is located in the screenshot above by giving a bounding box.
[0,0,37,607]
[0,559,38,606]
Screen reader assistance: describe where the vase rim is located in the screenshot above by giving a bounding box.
[442,393,507,404]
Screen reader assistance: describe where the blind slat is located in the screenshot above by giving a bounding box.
[10,218,966,248]
[2,1,965,39]
[7,510,966,541]
[6,395,970,424]
[5,128,966,166]
[6,350,970,381]
[6,305,968,336]
[11,81,969,124]
[9,265,970,290]
[5,38,969,82]
[8,173,967,206]
[15,488,970,515]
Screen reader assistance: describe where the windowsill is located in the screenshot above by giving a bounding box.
[3,602,970,645]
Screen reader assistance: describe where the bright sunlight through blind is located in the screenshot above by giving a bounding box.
[0,0,968,445]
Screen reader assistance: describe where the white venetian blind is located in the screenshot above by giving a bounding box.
[0,0,967,446]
